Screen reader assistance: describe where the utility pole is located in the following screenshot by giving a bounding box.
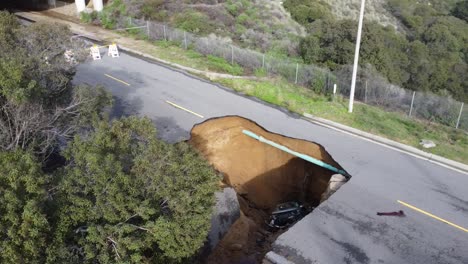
[456,103,464,129]
[348,0,366,113]
[146,21,150,37]
[364,80,368,103]
[409,91,416,117]
[295,63,299,84]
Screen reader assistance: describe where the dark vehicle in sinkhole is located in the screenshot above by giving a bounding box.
[267,201,310,229]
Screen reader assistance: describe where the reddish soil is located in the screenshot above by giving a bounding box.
[189,116,346,263]
[189,116,344,209]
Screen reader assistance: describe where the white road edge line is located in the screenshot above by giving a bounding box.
[306,119,468,176]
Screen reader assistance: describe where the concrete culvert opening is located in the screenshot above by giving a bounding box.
[189,116,349,263]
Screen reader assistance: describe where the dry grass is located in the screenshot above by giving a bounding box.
[322,0,403,30]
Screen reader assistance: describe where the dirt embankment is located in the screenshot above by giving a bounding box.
[189,116,347,263]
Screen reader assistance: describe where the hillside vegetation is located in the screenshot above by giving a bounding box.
[123,0,305,55]
[0,11,219,263]
[285,0,468,102]
[97,0,468,103]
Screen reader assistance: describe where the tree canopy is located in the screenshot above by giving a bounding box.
[0,11,111,157]
[0,118,219,264]
[0,150,50,264]
[285,0,468,102]
[452,0,468,22]
[0,12,220,263]
[49,117,219,263]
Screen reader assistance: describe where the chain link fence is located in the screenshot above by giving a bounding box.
[115,16,467,131]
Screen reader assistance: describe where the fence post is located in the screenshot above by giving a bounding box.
[333,84,337,96]
[231,46,234,65]
[364,80,368,103]
[146,21,150,37]
[129,17,132,26]
[262,54,265,69]
[409,91,416,117]
[295,63,299,84]
[456,102,464,129]
[325,73,329,93]
[184,31,187,49]
[163,25,167,41]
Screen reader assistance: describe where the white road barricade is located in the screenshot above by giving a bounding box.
[90,45,101,60]
[108,43,119,58]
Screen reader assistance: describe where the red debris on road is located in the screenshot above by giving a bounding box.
[377,210,405,216]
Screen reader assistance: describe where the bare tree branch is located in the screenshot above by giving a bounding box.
[107,237,121,260]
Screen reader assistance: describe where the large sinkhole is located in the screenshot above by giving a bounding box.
[189,116,349,263]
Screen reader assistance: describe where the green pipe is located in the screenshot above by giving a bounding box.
[242,130,348,176]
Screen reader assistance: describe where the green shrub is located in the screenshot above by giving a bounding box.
[310,73,327,94]
[98,0,127,29]
[206,55,244,75]
[174,11,213,34]
[139,0,168,21]
[99,12,117,29]
[452,0,468,22]
[254,68,267,77]
[80,11,98,23]
[235,24,247,35]
[283,0,332,25]
[186,50,204,59]
[226,1,240,17]
[237,13,249,25]
[80,12,92,23]
[240,0,250,7]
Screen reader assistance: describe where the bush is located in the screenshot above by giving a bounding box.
[80,11,98,24]
[226,1,241,17]
[46,117,220,262]
[254,68,267,77]
[283,0,332,25]
[174,11,214,34]
[139,0,167,21]
[206,55,244,75]
[235,24,247,35]
[98,0,127,29]
[237,13,249,25]
[452,0,468,22]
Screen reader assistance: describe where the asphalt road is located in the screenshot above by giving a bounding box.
[73,49,468,264]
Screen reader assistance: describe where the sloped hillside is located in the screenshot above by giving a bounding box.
[284,0,468,102]
[323,0,402,29]
[124,0,305,54]
[319,0,462,32]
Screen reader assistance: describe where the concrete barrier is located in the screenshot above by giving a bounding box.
[207,187,240,250]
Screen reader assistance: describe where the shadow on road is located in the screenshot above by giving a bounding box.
[109,96,143,119]
[152,116,189,143]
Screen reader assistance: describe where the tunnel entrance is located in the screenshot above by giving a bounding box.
[4,0,91,11]
[189,116,349,263]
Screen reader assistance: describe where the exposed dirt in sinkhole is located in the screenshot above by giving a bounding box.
[189,116,348,264]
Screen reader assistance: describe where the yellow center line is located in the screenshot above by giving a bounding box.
[104,74,130,86]
[165,100,204,118]
[397,200,468,233]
